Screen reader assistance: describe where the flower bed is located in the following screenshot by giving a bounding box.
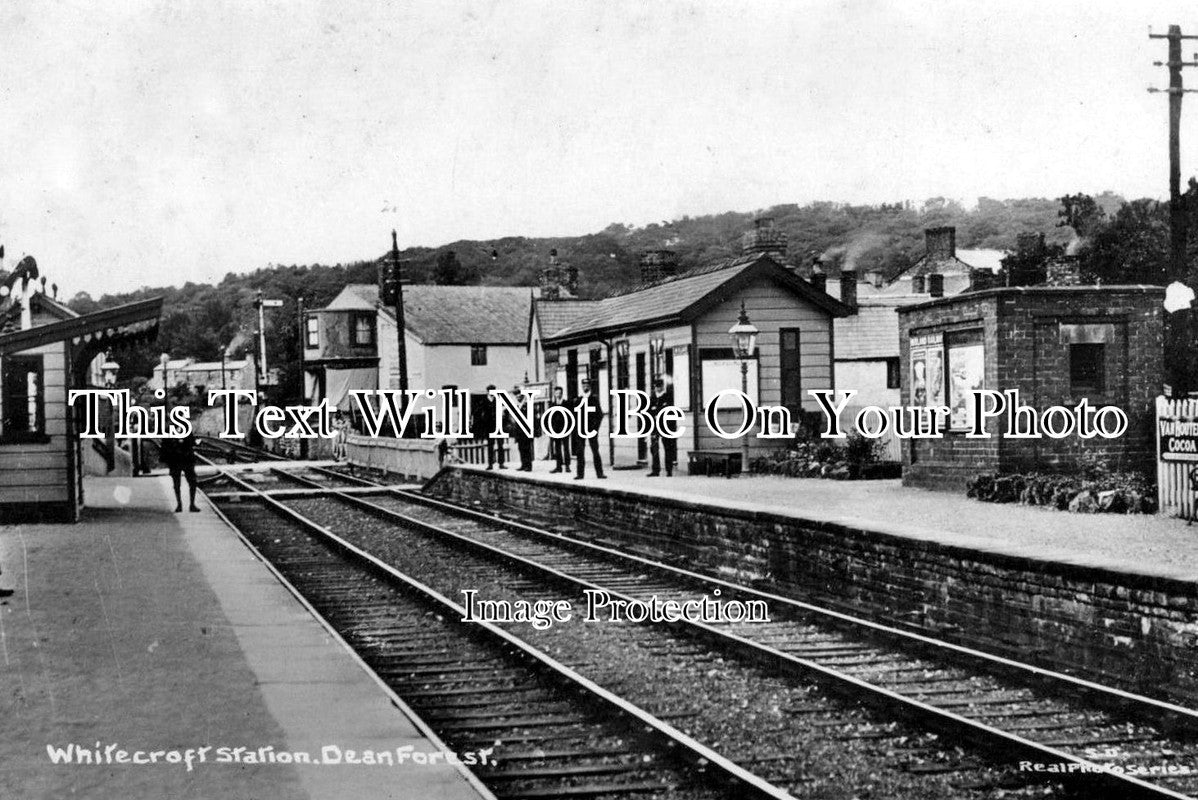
[749,433,899,480]
[966,469,1156,514]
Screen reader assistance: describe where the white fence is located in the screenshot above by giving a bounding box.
[345,434,443,481]
[1156,395,1198,519]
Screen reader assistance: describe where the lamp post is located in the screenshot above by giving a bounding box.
[101,358,120,388]
[160,353,171,410]
[728,301,758,474]
[101,357,120,472]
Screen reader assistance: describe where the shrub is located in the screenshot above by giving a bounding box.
[749,431,892,481]
[967,469,1156,514]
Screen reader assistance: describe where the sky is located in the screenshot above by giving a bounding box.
[2,0,1197,296]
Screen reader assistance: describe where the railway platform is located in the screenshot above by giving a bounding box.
[495,460,1198,583]
[0,475,490,800]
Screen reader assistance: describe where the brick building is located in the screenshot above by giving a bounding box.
[897,285,1164,489]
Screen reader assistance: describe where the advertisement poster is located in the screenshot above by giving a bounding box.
[946,341,985,429]
[1,5,1193,800]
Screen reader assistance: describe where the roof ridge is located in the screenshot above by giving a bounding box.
[603,253,760,299]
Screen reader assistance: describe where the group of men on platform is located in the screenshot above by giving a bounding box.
[475,377,676,480]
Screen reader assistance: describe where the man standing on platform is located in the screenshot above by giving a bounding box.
[648,376,677,477]
[480,385,506,470]
[549,386,571,473]
[573,377,606,480]
[511,385,534,472]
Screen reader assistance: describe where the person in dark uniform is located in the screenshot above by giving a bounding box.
[573,378,606,480]
[161,432,200,512]
[478,385,506,470]
[549,386,571,473]
[511,386,534,472]
[648,376,677,477]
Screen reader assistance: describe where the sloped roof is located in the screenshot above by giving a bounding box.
[0,297,162,357]
[0,290,78,334]
[894,247,1004,280]
[338,284,534,345]
[546,253,850,346]
[535,299,600,339]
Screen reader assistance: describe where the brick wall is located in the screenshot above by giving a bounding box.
[899,293,1001,488]
[899,287,1164,488]
[427,467,1198,704]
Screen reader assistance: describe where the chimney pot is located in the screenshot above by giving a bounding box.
[839,270,858,310]
[928,273,945,298]
[742,217,788,259]
[638,249,679,284]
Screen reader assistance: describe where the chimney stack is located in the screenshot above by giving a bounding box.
[1046,255,1081,287]
[638,249,679,284]
[539,248,562,301]
[925,226,956,261]
[928,273,945,298]
[810,273,827,293]
[839,269,857,309]
[968,268,997,292]
[742,216,788,261]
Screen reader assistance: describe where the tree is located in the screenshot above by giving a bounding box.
[1057,193,1107,241]
[1081,199,1169,285]
[432,250,473,285]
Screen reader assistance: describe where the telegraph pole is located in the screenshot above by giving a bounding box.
[1150,24,1198,396]
[390,230,410,400]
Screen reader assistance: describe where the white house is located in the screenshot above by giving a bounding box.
[303,283,536,419]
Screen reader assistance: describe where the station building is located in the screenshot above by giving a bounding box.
[0,273,161,521]
[539,235,851,470]
[897,283,1164,489]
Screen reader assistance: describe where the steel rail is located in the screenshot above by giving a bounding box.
[388,484,1198,738]
[272,470,1195,800]
[205,467,799,800]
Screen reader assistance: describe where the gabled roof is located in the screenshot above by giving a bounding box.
[545,253,851,346]
[334,284,534,345]
[0,297,162,357]
[0,290,77,334]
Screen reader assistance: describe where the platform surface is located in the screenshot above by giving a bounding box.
[462,459,1198,584]
[0,476,489,800]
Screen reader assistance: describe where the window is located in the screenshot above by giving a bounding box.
[350,313,374,347]
[780,328,802,414]
[471,345,488,366]
[885,357,901,389]
[1,355,46,443]
[672,345,690,410]
[305,315,319,348]
[1070,343,1105,394]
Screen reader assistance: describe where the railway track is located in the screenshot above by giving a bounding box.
[247,466,1198,799]
[207,475,797,800]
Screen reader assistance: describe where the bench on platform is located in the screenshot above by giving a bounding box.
[687,449,743,478]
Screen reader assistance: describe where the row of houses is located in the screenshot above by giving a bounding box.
[301,219,1163,483]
